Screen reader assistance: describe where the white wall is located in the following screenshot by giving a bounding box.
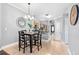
[68,16,79,54]
[0,4,2,48]
[1,3,26,47]
[55,21,61,40]
[53,16,65,41]
[68,5,79,54]
[56,22,61,40]
[64,15,69,44]
[66,4,79,54]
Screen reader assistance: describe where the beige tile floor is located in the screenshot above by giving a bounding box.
[3,40,69,55]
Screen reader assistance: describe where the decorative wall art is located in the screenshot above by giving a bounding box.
[16,17,26,28]
[40,22,48,33]
[70,5,79,25]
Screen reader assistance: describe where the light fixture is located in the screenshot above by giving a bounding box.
[45,14,52,18]
[24,3,34,20]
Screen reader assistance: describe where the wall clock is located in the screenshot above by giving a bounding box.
[70,5,79,25]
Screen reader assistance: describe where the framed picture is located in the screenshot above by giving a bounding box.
[40,23,48,32]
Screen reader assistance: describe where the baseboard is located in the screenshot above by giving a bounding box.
[0,42,18,51]
[62,41,72,55]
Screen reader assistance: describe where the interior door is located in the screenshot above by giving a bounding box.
[55,21,61,40]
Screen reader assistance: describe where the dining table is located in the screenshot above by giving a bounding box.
[24,32,38,53]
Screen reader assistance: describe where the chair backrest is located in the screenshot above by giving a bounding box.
[18,30,26,37]
[18,31,21,37]
[22,30,27,33]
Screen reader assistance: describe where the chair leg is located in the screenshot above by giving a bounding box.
[19,42,21,51]
[40,35,42,48]
[37,41,39,51]
[34,40,36,45]
[23,48,25,53]
[23,39,25,53]
[19,37,21,51]
[37,45,39,51]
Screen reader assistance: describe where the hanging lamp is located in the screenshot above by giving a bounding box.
[24,3,34,20]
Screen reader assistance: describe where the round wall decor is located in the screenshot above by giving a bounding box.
[16,17,26,28]
[70,5,79,25]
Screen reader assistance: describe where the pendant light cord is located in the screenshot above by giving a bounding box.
[28,3,31,15]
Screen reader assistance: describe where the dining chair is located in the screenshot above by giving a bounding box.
[33,31,42,51]
[18,30,30,53]
[39,31,42,48]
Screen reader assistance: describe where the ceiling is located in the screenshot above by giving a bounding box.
[8,3,73,20]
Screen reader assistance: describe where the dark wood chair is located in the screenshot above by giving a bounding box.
[33,31,42,51]
[18,30,30,53]
[39,31,42,48]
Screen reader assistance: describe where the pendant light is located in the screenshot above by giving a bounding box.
[24,3,34,20]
